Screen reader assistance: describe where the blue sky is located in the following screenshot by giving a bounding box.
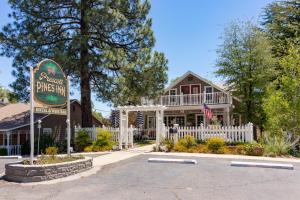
[0,0,274,117]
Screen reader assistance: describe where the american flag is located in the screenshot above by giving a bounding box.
[203,103,213,120]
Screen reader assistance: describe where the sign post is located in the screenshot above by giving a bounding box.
[30,67,34,165]
[30,59,69,164]
[66,76,71,156]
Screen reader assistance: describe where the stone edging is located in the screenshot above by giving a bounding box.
[4,157,93,183]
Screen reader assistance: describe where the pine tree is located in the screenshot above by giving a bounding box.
[0,0,168,127]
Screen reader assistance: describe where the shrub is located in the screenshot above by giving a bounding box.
[161,139,174,152]
[55,141,67,153]
[45,146,58,157]
[235,144,247,155]
[84,145,93,152]
[0,148,7,156]
[92,128,113,151]
[75,130,92,152]
[263,136,290,157]
[244,142,264,156]
[206,137,225,154]
[192,144,209,153]
[174,135,197,152]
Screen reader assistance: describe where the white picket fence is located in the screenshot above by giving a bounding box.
[164,123,254,142]
[74,126,134,148]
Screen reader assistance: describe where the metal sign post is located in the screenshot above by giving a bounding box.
[66,76,71,156]
[30,67,34,165]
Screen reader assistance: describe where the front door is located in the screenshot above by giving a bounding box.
[196,114,204,126]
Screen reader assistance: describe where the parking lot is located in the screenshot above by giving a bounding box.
[0,155,300,200]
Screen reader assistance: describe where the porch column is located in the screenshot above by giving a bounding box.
[225,107,230,126]
[125,110,129,149]
[155,110,160,149]
[119,110,123,150]
[6,132,10,156]
[17,131,20,145]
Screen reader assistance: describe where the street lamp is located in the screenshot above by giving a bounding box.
[37,120,42,155]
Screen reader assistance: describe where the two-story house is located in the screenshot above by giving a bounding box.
[142,71,241,129]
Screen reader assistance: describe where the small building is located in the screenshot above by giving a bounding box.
[141,71,242,129]
[0,100,102,155]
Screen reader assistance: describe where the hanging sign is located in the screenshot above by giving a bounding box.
[34,107,67,115]
[33,59,67,106]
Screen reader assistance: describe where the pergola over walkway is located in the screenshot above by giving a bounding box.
[117,105,167,149]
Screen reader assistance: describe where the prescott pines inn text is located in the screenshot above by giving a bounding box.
[35,72,66,97]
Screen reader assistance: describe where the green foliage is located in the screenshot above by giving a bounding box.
[84,145,93,152]
[206,137,225,154]
[263,44,300,140]
[75,130,92,152]
[263,135,291,157]
[0,0,168,125]
[263,0,300,58]
[244,142,264,156]
[161,138,174,152]
[45,146,58,157]
[84,129,114,152]
[215,20,276,127]
[0,148,7,156]
[174,135,197,152]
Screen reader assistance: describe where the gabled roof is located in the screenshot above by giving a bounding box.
[0,99,102,131]
[164,71,229,94]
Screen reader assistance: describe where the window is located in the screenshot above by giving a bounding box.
[43,128,52,134]
[204,86,213,103]
[165,116,185,126]
[180,85,190,94]
[169,89,176,96]
[196,115,204,126]
[191,85,200,94]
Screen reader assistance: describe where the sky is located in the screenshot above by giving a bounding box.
[0,0,274,117]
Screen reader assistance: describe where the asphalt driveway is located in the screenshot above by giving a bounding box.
[0,155,299,200]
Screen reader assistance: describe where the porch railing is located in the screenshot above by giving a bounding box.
[142,92,232,106]
[0,145,22,156]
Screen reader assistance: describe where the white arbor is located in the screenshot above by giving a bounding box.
[117,105,166,149]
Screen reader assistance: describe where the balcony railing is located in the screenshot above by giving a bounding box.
[142,92,231,106]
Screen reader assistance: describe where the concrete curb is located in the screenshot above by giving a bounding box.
[0,156,22,159]
[148,158,197,164]
[147,152,300,163]
[231,161,294,170]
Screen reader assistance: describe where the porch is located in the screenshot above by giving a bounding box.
[0,131,28,156]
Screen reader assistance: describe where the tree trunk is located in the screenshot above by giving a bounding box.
[80,0,93,127]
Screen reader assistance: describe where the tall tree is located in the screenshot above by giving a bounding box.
[263,0,300,58]
[0,0,168,127]
[215,21,275,127]
[263,43,300,145]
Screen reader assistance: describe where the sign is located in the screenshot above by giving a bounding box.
[34,107,67,115]
[34,59,67,106]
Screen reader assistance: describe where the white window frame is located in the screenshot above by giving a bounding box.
[191,84,201,94]
[164,115,186,126]
[180,84,191,95]
[43,128,52,134]
[169,89,177,96]
[195,114,204,126]
[204,86,214,103]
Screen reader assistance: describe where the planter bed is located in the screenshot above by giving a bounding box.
[4,157,92,183]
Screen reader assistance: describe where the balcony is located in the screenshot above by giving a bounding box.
[142,92,232,107]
